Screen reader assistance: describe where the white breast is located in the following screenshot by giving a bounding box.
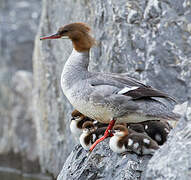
[109,136,126,153]
[68,96,113,123]
[79,133,91,150]
[70,120,82,142]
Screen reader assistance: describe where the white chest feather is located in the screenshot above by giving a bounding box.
[69,97,113,123]
[70,121,82,140]
[79,133,91,150]
[109,136,126,153]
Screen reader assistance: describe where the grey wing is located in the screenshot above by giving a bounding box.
[89,72,177,102]
[89,72,144,89]
[88,83,141,117]
[90,85,137,109]
[88,73,179,120]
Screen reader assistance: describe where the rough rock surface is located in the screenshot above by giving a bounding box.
[0,0,42,176]
[33,0,191,178]
[10,71,37,166]
[57,140,151,180]
[146,101,191,180]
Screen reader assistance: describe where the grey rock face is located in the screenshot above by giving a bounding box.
[34,0,191,178]
[0,70,40,174]
[57,140,151,180]
[146,102,191,180]
[0,0,42,176]
[0,0,41,72]
[11,71,37,162]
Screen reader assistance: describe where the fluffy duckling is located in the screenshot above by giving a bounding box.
[80,121,106,150]
[70,110,93,141]
[109,125,159,155]
[142,120,172,145]
[127,120,172,145]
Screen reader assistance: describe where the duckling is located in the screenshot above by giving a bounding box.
[70,110,93,142]
[109,125,159,155]
[142,120,172,145]
[80,121,106,150]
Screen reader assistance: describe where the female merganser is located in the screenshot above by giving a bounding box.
[109,125,159,155]
[40,22,179,152]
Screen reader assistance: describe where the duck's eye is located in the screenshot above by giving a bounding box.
[87,126,92,129]
[60,29,69,34]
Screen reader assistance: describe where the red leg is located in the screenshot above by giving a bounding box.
[89,119,116,152]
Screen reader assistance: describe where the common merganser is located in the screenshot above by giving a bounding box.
[79,121,107,150]
[109,125,159,155]
[40,22,179,152]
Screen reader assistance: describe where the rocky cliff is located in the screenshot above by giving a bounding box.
[0,0,43,177]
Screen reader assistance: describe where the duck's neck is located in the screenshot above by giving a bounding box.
[64,49,89,71]
[61,49,90,90]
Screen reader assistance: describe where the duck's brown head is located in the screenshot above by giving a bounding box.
[40,22,96,52]
[82,121,96,133]
[112,125,128,137]
[71,109,85,120]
